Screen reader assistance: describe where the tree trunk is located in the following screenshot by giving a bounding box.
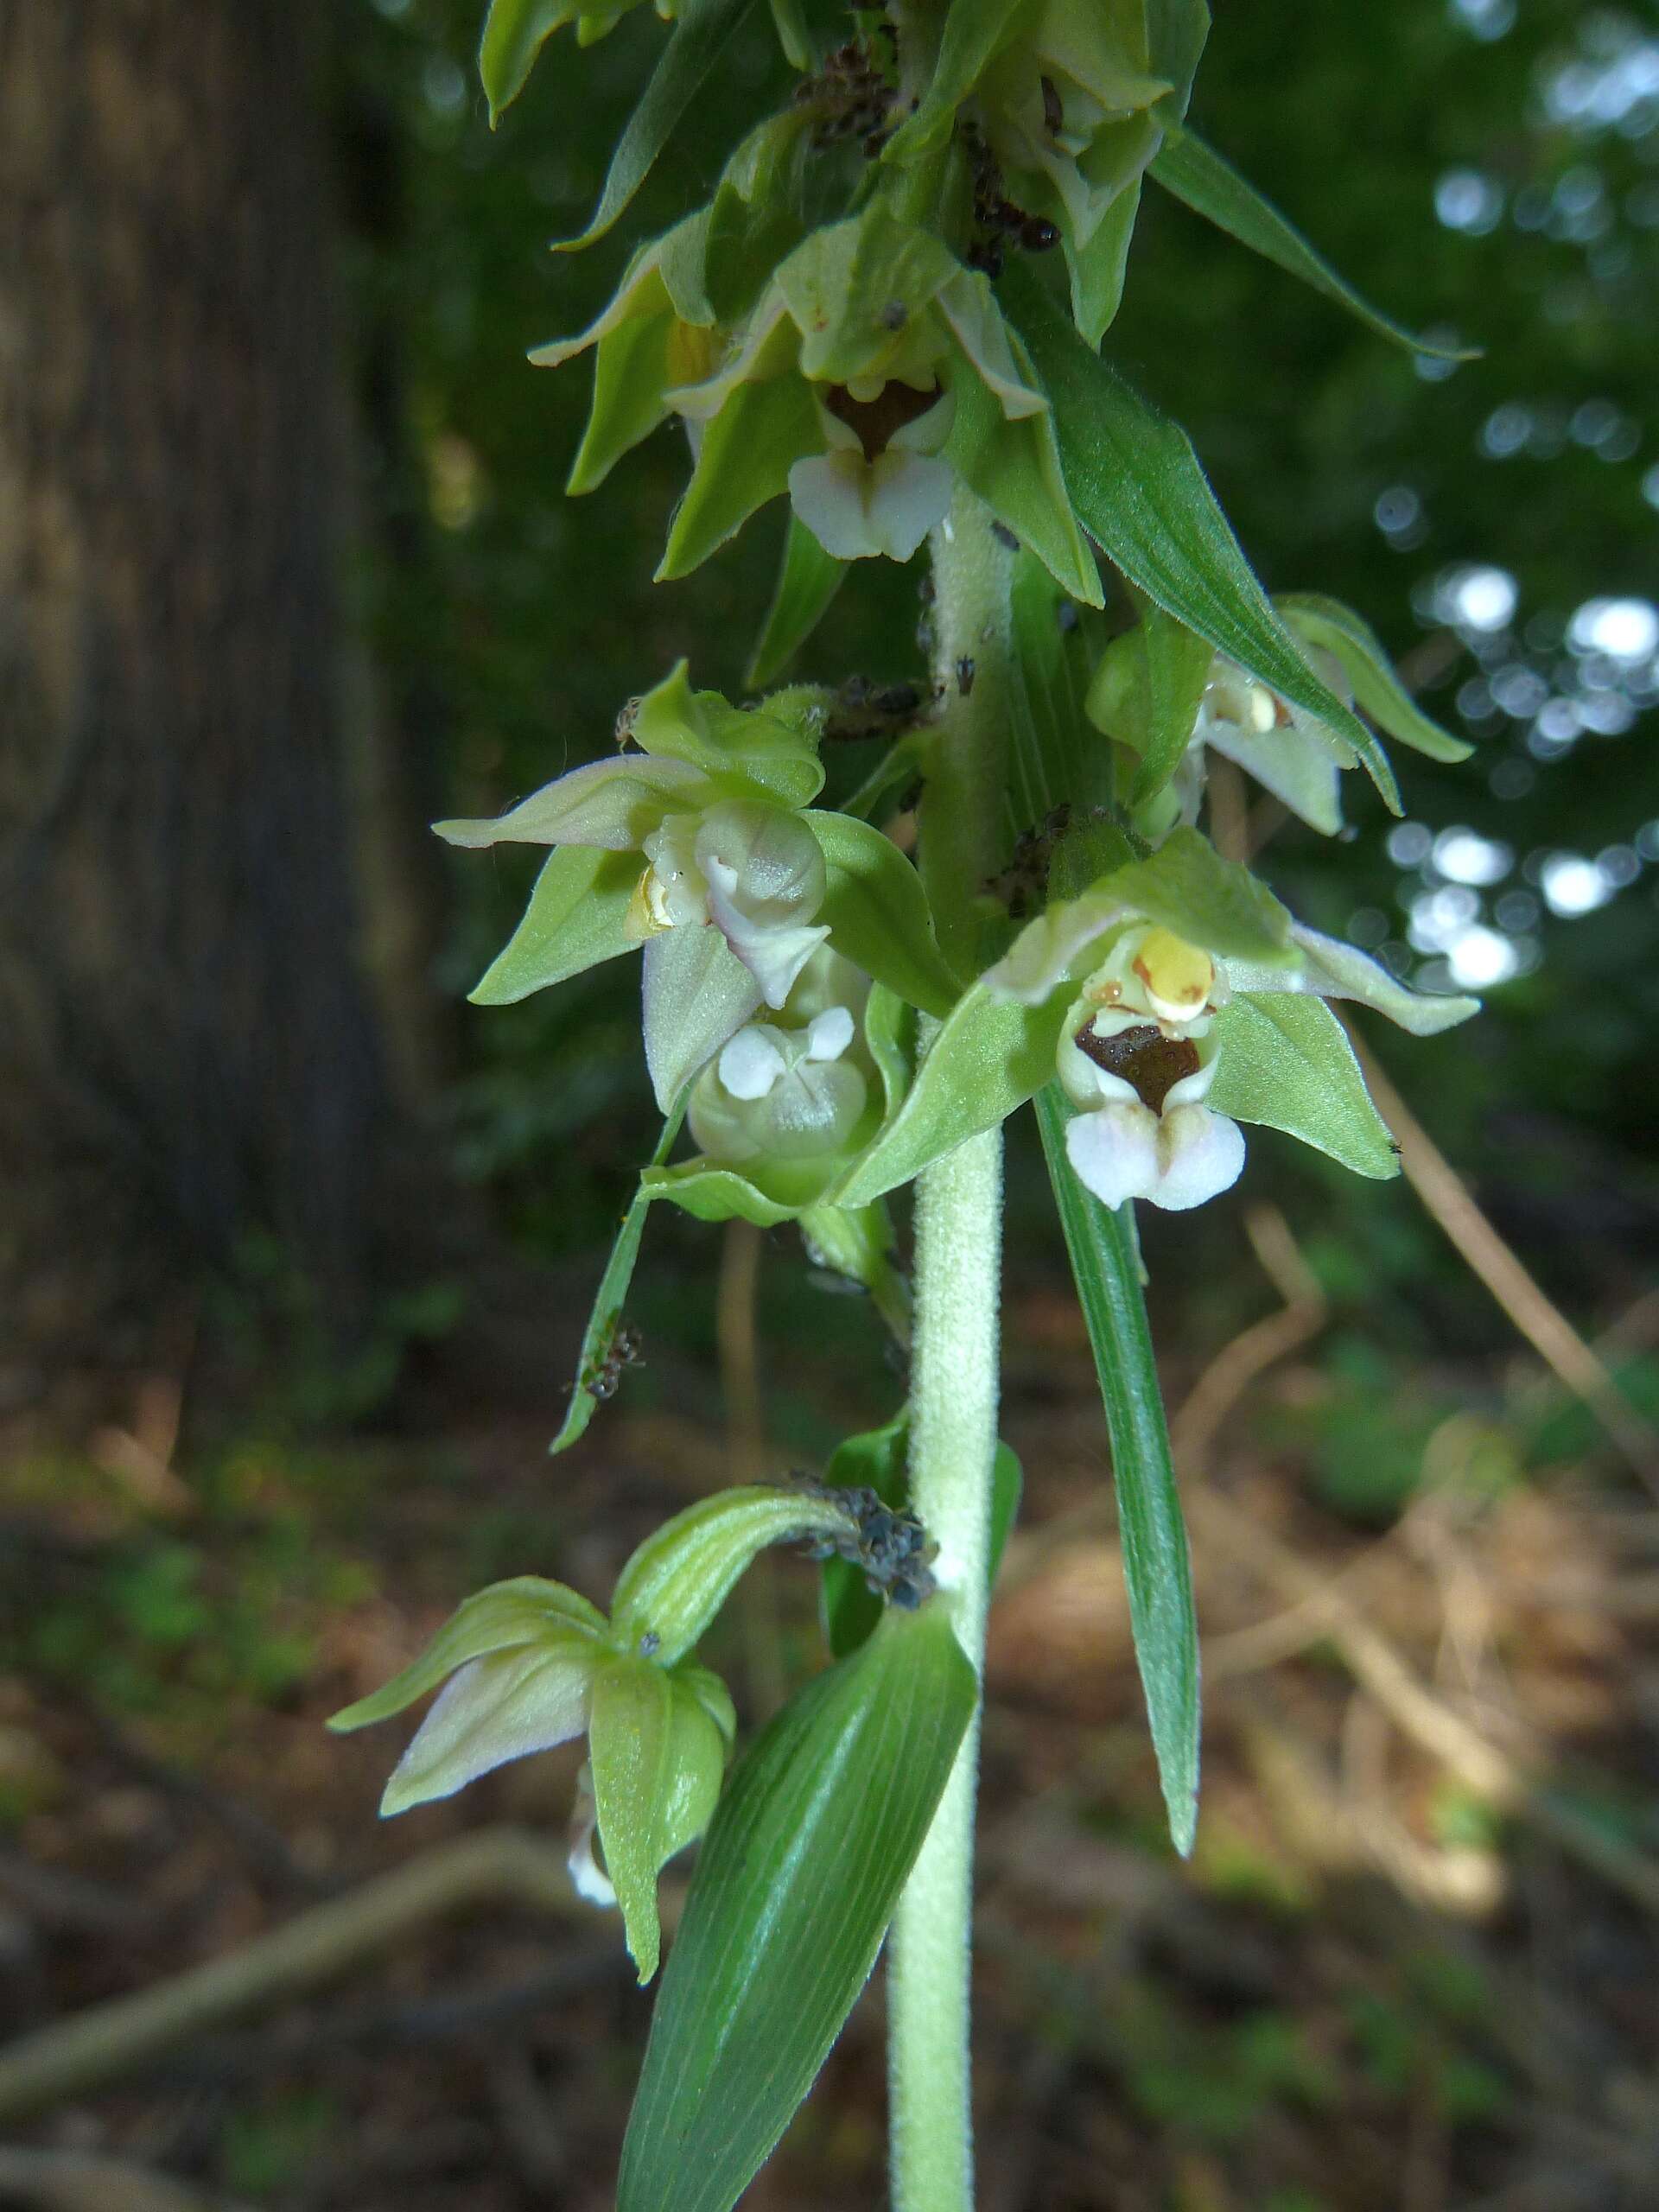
[0,1,391,1397]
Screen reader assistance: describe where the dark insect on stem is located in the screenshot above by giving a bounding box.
[986,802,1071,917]
[1040,74,1064,135]
[991,521,1020,552]
[790,1474,938,1610]
[956,655,976,696]
[582,1313,644,1402]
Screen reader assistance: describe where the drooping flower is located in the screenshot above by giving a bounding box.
[434,665,830,1107]
[687,948,875,1173]
[326,1573,734,1983]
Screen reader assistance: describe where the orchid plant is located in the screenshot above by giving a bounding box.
[333,4,1478,2205]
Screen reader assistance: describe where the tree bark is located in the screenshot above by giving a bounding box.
[0,1,391,1392]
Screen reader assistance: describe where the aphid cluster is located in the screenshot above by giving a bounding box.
[795,31,899,156]
[986,801,1072,918]
[961,118,1060,278]
[823,672,933,744]
[790,1474,938,1611]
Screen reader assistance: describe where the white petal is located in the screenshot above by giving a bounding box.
[804,1005,855,1061]
[380,1649,593,1818]
[789,452,886,561]
[864,450,956,562]
[718,1025,788,1100]
[1151,1107,1246,1212]
[696,802,829,1008]
[1064,1099,1162,1209]
[567,1764,618,1909]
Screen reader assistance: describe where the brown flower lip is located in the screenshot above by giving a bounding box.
[1073,1020,1200,1115]
[821,379,943,463]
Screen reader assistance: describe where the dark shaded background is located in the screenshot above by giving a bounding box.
[2,1,1657,2206]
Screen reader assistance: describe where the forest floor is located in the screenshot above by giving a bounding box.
[3,1222,1659,2212]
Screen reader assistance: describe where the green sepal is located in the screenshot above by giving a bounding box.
[1067,177,1143,349]
[632,661,825,806]
[747,516,849,690]
[612,1484,860,1667]
[617,1605,977,2212]
[468,846,642,1007]
[657,372,822,581]
[1276,594,1474,764]
[880,0,1025,163]
[704,111,816,325]
[555,0,758,255]
[1086,594,1214,808]
[589,1654,729,1983]
[944,340,1103,608]
[479,0,583,124]
[808,809,960,1015]
[1207,995,1399,1180]
[1000,261,1403,814]
[551,1104,686,1455]
[1150,126,1478,363]
[639,1157,814,1225]
[773,211,960,386]
[1035,1084,1199,1856]
[1227,924,1479,1037]
[861,982,915,1122]
[833,979,1068,1208]
[565,292,683,495]
[326,1577,607,1733]
[1099,825,1295,964]
[766,0,813,68]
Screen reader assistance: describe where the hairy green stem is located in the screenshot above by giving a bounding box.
[887,490,1013,2212]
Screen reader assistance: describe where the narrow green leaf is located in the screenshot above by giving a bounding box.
[1007,549,1100,823]
[470,845,641,1006]
[834,982,1068,1208]
[1151,127,1478,363]
[1035,1083,1199,1855]
[747,517,848,689]
[807,810,963,1016]
[1276,593,1474,763]
[1000,261,1402,813]
[550,1106,686,1455]
[1207,993,1399,1180]
[618,1605,977,2212]
[556,0,759,255]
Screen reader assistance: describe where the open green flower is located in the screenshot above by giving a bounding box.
[435,665,830,1108]
[985,829,1478,1212]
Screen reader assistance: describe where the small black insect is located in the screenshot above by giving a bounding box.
[1056,601,1079,632]
[583,1314,643,1402]
[1018,214,1060,252]
[991,520,1020,552]
[879,300,908,331]
[1040,73,1064,136]
[791,1475,938,1611]
[956,655,976,696]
